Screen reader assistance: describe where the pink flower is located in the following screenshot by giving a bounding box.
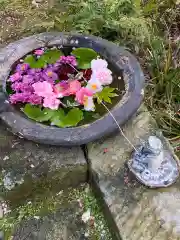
[43,95,60,110]
[54,81,70,98]
[91,59,108,70]
[9,72,22,82]
[32,81,53,97]
[69,80,81,95]
[75,87,93,105]
[93,69,113,85]
[34,49,44,55]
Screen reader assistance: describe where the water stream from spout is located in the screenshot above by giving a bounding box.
[69,64,138,152]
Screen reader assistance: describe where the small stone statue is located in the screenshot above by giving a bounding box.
[128,136,179,188]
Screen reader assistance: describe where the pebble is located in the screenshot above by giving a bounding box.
[0,204,3,218]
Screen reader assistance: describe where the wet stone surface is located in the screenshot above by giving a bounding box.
[88,104,180,240]
[0,121,87,206]
[13,194,86,240]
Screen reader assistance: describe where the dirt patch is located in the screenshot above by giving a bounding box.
[0,11,24,44]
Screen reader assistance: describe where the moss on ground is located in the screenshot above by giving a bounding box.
[1,184,112,240]
[0,0,65,45]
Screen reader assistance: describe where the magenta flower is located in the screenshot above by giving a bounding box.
[16,63,29,73]
[43,95,60,110]
[11,82,34,93]
[9,72,22,82]
[10,93,42,105]
[32,81,53,97]
[54,81,70,98]
[59,56,77,66]
[10,93,31,104]
[69,80,81,95]
[28,94,42,105]
[28,69,42,75]
[75,87,93,104]
[34,49,44,55]
[42,69,58,83]
[22,75,35,84]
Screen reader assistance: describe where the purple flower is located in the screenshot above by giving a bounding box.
[28,69,42,75]
[42,68,58,83]
[11,82,34,93]
[58,56,77,66]
[16,63,29,73]
[10,93,42,105]
[9,72,22,82]
[10,93,31,104]
[28,94,42,105]
[22,75,35,84]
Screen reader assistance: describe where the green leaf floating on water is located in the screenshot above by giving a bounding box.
[96,87,118,104]
[23,104,55,122]
[24,55,45,69]
[72,48,98,69]
[51,108,84,127]
[24,49,63,68]
[42,49,64,64]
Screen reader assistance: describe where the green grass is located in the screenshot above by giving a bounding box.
[1,0,179,155]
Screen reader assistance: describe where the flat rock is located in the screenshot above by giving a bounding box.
[87,104,180,240]
[13,199,86,240]
[0,122,87,206]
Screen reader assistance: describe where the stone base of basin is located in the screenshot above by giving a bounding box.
[87,104,180,240]
[0,122,87,205]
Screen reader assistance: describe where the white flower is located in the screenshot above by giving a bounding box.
[93,68,113,85]
[91,59,108,71]
[83,96,95,111]
[82,209,91,223]
[86,77,103,93]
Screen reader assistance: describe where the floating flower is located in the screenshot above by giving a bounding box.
[91,59,108,70]
[43,95,60,110]
[75,87,93,105]
[22,75,34,84]
[54,81,70,98]
[83,96,95,111]
[32,81,53,97]
[86,77,103,93]
[28,69,42,75]
[9,72,22,82]
[34,49,44,55]
[59,56,77,66]
[92,68,113,85]
[28,94,42,105]
[82,69,92,80]
[9,92,41,105]
[69,80,81,95]
[16,63,29,73]
[42,68,58,83]
[11,82,34,93]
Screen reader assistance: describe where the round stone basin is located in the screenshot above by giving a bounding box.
[0,32,144,146]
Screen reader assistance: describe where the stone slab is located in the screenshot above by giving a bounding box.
[13,192,86,240]
[87,104,180,240]
[0,121,87,206]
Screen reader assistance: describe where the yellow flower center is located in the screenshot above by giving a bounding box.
[21,65,25,70]
[47,71,53,77]
[91,84,97,90]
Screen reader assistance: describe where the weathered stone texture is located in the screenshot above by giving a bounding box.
[87,104,180,240]
[0,122,87,205]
